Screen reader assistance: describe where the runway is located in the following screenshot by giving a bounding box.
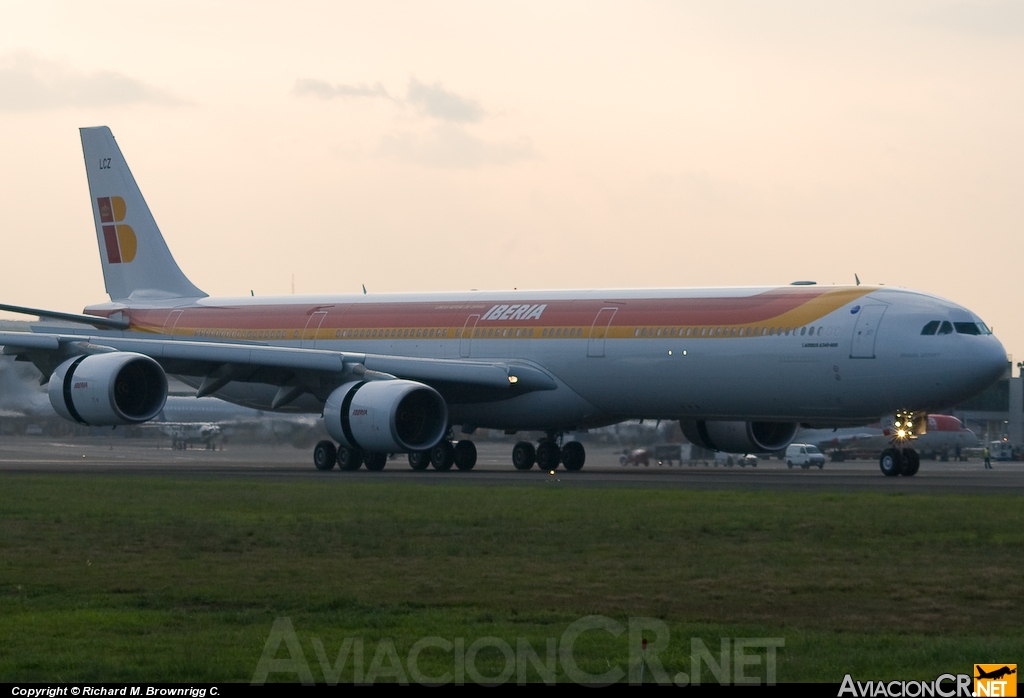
[1,435,1022,493]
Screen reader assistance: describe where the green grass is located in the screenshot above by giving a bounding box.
[0,475,1021,683]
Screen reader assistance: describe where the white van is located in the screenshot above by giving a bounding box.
[785,443,825,469]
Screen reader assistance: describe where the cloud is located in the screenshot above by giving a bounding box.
[405,78,483,123]
[914,1,1024,37]
[377,124,535,169]
[294,76,483,122]
[0,52,186,111]
[292,78,392,100]
[296,76,525,167]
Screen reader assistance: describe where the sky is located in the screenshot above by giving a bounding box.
[1,1,1022,365]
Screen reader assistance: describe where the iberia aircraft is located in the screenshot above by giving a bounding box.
[0,127,1009,476]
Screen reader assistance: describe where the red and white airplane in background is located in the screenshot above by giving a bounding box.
[798,414,979,461]
[0,127,1009,476]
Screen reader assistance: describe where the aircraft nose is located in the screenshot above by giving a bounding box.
[968,335,1009,392]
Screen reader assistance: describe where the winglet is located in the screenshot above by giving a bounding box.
[80,127,207,302]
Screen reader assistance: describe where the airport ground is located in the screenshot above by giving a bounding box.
[1,436,1022,684]
[1,435,1022,491]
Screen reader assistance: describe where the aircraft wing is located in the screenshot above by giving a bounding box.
[0,331,556,403]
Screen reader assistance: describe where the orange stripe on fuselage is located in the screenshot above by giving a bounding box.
[85,286,875,339]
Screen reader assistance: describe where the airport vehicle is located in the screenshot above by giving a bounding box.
[165,423,221,450]
[799,414,980,462]
[988,440,1014,461]
[0,127,1009,475]
[785,443,825,469]
[620,448,653,466]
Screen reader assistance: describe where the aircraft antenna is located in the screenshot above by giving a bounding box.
[855,274,861,286]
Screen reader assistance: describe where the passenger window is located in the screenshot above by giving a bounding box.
[938,321,953,335]
[921,321,939,335]
[954,322,981,335]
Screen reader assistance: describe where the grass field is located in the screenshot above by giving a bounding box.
[0,474,1021,683]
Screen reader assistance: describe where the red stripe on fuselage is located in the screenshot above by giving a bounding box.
[87,287,844,334]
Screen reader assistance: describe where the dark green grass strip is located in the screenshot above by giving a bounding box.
[0,475,1021,682]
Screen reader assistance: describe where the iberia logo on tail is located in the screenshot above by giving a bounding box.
[97,196,137,263]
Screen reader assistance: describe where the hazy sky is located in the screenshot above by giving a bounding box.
[1,1,1022,364]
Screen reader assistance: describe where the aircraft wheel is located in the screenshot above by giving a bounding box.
[536,441,561,470]
[338,446,363,471]
[901,449,920,477]
[313,440,337,471]
[430,441,455,470]
[453,440,477,471]
[879,448,903,477]
[364,452,387,471]
[512,441,536,470]
[561,442,586,471]
[408,451,430,471]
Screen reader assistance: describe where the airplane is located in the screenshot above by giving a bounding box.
[0,127,1009,476]
[154,394,323,450]
[975,666,1016,681]
[798,414,980,463]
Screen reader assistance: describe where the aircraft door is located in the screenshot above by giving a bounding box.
[587,307,618,357]
[302,311,327,349]
[460,314,479,357]
[161,310,183,339]
[850,303,888,358]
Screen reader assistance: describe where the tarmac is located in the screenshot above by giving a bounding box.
[1,435,1022,493]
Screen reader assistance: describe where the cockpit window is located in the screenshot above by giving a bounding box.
[938,321,954,335]
[921,321,939,335]
[954,322,981,335]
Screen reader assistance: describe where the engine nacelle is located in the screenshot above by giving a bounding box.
[680,420,798,454]
[323,379,448,453]
[48,353,168,426]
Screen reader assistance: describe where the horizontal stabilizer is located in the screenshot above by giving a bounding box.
[0,303,129,330]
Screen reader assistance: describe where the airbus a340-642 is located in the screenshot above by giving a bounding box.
[0,127,1008,476]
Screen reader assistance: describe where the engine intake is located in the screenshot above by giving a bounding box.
[323,379,448,453]
[49,353,168,425]
[680,420,798,454]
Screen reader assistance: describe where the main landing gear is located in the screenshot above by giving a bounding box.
[311,438,478,472]
[512,435,586,472]
[312,435,588,472]
[879,447,920,477]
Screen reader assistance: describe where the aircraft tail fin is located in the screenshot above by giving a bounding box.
[80,126,206,302]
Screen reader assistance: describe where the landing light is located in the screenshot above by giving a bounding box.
[508,375,519,385]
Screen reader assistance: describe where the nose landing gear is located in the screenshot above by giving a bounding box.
[879,447,920,477]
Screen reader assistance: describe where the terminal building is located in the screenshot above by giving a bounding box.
[950,362,1022,447]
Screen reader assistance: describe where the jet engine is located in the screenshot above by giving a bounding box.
[680,420,798,454]
[48,353,168,425]
[323,379,448,453]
